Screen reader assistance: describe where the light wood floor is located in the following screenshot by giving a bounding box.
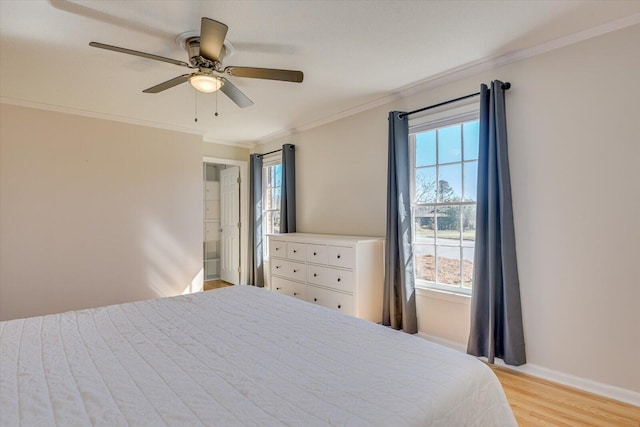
[491,366,640,426]
[203,280,233,290]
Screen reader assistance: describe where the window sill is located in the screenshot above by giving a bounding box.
[415,286,471,304]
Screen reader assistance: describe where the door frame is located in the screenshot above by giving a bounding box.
[203,156,248,285]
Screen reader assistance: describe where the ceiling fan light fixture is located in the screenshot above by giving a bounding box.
[189,74,222,93]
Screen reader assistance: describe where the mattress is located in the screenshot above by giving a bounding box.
[0,285,516,426]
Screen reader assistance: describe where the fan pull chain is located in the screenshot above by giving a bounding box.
[194,89,198,122]
[215,87,219,117]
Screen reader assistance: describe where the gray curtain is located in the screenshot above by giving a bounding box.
[383,111,418,333]
[248,154,264,287]
[279,144,296,233]
[467,81,526,366]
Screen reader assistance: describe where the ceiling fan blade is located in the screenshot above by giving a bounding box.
[199,18,228,62]
[89,42,191,68]
[224,66,303,83]
[220,78,253,108]
[143,74,192,93]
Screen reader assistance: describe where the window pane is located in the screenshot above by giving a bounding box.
[274,187,281,208]
[265,190,271,210]
[267,167,275,186]
[462,247,474,288]
[414,206,435,244]
[273,211,280,233]
[437,246,461,286]
[416,131,436,167]
[274,165,282,186]
[463,161,478,201]
[438,125,461,164]
[264,211,271,235]
[415,244,435,282]
[415,167,437,203]
[436,205,460,244]
[265,210,280,235]
[411,118,478,295]
[461,205,476,247]
[463,121,480,160]
[438,163,462,202]
[266,188,279,210]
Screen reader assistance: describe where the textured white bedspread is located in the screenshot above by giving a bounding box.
[1,286,516,426]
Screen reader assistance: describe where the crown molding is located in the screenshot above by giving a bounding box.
[256,12,640,145]
[255,128,295,145]
[0,96,207,137]
[203,137,256,149]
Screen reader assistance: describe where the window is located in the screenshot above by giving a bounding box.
[410,111,479,295]
[262,160,281,257]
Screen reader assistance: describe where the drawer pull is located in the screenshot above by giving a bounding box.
[275,248,279,251]
[313,298,317,302]
[293,250,297,253]
[313,252,317,256]
[313,273,317,277]
[337,255,341,259]
[337,278,341,282]
[276,287,281,290]
[276,266,280,269]
[293,292,297,296]
[338,304,342,309]
[293,269,297,273]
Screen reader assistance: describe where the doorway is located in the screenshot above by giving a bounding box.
[202,157,248,286]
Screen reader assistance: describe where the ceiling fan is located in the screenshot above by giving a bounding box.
[90,17,303,108]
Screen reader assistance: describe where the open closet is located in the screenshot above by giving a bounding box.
[203,162,241,285]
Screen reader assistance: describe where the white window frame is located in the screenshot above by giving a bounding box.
[409,103,480,295]
[262,155,282,258]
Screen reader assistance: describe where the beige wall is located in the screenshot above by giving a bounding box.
[258,25,640,392]
[203,140,250,161]
[0,104,204,320]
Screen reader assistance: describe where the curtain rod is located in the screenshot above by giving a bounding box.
[256,144,295,158]
[256,148,282,158]
[398,82,511,119]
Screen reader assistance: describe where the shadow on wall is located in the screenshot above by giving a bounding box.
[141,219,203,297]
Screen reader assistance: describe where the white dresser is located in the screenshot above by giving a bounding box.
[267,233,384,322]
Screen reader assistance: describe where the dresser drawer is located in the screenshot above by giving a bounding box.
[270,240,286,258]
[271,259,306,282]
[307,286,354,316]
[306,244,328,264]
[327,246,354,269]
[271,277,307,301]
[266,233,384,322]
[286,242,306,261]
[307,265,353,293]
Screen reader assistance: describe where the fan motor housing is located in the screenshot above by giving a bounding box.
[176,31,231,69]
[185,37,202,66]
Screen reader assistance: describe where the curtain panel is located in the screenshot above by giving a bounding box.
[467,81,526,366]
[383,111,418,333]
[248,154,264,287]
[279,144,296,233]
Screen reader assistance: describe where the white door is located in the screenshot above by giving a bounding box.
[220,167,240,284]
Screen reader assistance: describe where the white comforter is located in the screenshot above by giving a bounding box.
[1,286,516,426]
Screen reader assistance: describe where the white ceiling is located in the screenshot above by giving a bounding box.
[1,1,639,146]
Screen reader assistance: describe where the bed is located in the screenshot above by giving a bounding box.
[0,285,516,426]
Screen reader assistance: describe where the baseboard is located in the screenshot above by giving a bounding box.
[416,332,640,406]
[416,332,468,353]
